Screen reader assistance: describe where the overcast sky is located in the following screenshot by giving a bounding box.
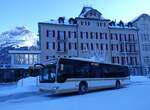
[0,0,150,33]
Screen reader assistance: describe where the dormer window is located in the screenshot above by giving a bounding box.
[69,18,76,24]
[127,22,133,27]
[118,20,124,27]
[58,17,65,24]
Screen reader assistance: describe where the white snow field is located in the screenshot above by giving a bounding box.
[0,76,150,110]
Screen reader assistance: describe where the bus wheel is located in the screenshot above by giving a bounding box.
[79,82,88,94]
[116,80,121,89]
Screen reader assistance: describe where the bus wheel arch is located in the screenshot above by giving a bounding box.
[78,81,88,94]
[115,80,121,89]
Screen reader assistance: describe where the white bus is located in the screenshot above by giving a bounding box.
[36,57,130,94]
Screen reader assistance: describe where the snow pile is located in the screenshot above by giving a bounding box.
[17,77,38,87]
[0,77,39,97]
[130,76,150,83]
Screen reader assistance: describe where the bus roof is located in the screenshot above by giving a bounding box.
[59,57,128,67]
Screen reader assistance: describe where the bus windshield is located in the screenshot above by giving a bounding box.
[40,64,56,83]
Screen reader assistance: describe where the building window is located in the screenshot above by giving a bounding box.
[111,44,114,51]
[81,21,83,25]
[86,32,88,39]
[46,56,49,60]
[104,22,106,27]
[105,33,107,39]
[116,34,118,40]
[100,33,102,39]
[80,32,83,39]
[120,34,122,41]
[106,44,108,50]
[96,43,99,49]
[46,42,49,49]
[91,43,93,50]
[116,44,119,51]
[68,31,71,38]
[101,44,103,50]
[74,43,77,50]
[90,32,93,39]
[53,42,55,50]
[81,43,83,50]
[57,42,60,51]
[87,43,89,49]
[96,32,98,39]
[47,30,55,37]
[69,42,71,50]
[110,33,113,40]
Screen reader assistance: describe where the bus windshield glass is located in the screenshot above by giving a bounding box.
[40,64,56,83]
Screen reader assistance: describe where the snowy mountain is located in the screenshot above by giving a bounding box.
[0,26,39,65]
[0,26,38,48]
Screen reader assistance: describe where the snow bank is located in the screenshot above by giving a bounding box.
[130,76,150,83]
[17,77,38,87]
[0,77,39,97]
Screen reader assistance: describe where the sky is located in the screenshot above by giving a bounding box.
[0,0,150,33]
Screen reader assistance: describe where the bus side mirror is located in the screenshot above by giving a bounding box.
[60,64,64,71]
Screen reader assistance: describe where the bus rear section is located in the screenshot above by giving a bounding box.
[38,58,130,94]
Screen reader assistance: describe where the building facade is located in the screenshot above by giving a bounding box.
[132,14,150,75]
[39,7,141,75]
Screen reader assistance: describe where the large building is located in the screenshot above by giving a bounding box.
[132,14,150,75]
[38,7,142,75]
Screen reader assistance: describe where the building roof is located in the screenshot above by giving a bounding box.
[131,13,150,23]
[78,6,105,20]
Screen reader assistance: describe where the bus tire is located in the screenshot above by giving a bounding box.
[79,81,88,94]
[116,80,121,89]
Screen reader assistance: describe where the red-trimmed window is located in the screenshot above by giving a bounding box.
[53,42,55,50]
[116,34,118,40]
[100,33,102,39]
[53,30,55,37]
[46,42,49,49]
[57,42,60,51]
[69,42,71,50]
[91,43,93,50]
[111,44,113,51]
[105,33,107,39]
[68,31,71,38]
[86,32,88,39]
[74,32,76,39]
[116,44,119,51]
[90,32,93,39]
[106,44,108,50]
[87,43,89,49]
[80,32,83,39]
[120,34,122,41]
[74,43,77,50]
[57,31,60,40]
[64,42,66,51]
[81,43,83,50]
[110,33,113,40]
[96,32,98,39]
[128,34,131,42]
[125,34,127,41]
[101,44,103,50]
[96,43,99,49]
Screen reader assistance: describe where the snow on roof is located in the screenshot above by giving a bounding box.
[79,7,93,18]
[109,25,137,30]
[41,19,77,26]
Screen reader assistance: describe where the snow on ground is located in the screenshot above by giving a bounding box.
[0,76,150,110]
[0,77,39,97]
